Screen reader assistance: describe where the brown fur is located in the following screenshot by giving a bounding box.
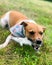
[1,11,45,42]
[8,11,45,41]
[24,22,45,41]
[9,11,28,27]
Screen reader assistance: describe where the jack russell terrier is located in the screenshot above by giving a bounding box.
[0,11,46,51]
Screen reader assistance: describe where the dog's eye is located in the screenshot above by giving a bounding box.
[39,32,43,35]
[29,31,35,35]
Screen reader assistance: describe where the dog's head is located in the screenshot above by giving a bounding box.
[21,21,46,50]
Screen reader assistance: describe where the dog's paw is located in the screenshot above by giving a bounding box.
[19,42,23,46]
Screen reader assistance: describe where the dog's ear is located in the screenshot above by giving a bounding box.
[20,22,28,27]
[42,26,46,32]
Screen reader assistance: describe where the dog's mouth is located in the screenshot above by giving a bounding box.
[28,38,43,51]
[32,40,42,51]
[32,42,43,51]
[32,44,39,50]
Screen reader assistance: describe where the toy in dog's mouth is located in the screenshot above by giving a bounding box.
[32,42,43,51]
[32,44,40,51]
[28,38,43,51]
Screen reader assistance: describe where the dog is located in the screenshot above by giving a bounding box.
[0,11,46,51]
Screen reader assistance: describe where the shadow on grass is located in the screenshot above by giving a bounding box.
[44,0,52,2]
[0,40,51,65]
[0,39,49,56]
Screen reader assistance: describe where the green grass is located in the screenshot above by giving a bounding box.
[0,0,52,65]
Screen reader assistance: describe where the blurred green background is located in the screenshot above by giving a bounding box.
[0,0,52,65]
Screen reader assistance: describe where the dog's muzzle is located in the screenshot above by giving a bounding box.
[35,39,42,45]
[32,40,43,51]
[28,38,43,51]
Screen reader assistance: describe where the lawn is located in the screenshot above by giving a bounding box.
[0,0,52,65]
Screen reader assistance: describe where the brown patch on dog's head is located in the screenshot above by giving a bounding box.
[21,22,45,41]
[21,21,46,50]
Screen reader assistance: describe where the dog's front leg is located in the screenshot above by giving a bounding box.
[0,34,12,49]
[11,36,23,46]
[11,36,32,46]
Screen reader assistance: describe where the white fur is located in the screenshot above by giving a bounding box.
[0,35,32,49]
[0,11,36,49]
[17,20,36,25]
[0,11,11,28]
[11,36,32,46]
[0,35,12,49]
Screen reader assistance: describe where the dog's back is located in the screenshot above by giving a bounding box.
[0,11,28,29]
[0,11,10,28]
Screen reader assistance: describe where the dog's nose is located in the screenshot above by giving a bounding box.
[36,39,42,44]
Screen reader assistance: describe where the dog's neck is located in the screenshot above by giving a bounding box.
[10,24,25,37]
[17,19,36,24]
[10,20,36,37]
